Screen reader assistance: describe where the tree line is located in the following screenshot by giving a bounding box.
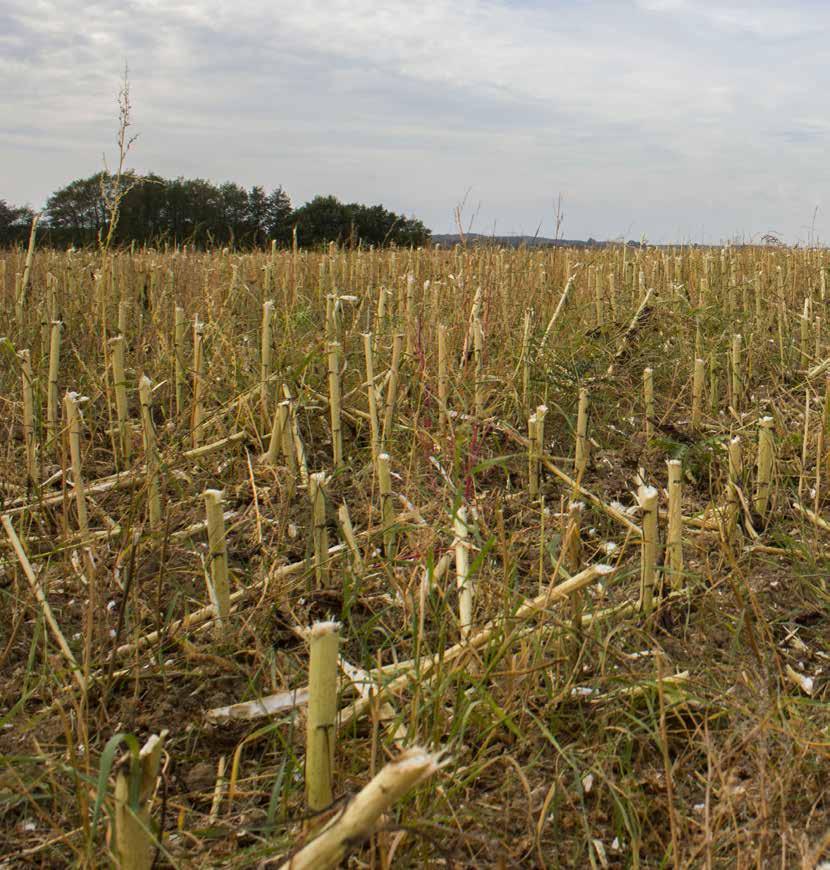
[0,172,431,248]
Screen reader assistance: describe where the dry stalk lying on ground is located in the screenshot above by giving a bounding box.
[1,242,829,868]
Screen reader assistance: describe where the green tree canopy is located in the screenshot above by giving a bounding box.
[4,174,429,249]
[265,187,293,244]
[0,199,35,245]
[291,195,430,247]
[41,173,286,247]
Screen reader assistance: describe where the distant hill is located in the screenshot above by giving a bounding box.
[429,233,636,248]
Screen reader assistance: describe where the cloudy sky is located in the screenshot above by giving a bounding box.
[2,0,829,242]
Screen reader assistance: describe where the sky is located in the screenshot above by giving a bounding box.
[2,0,830,243]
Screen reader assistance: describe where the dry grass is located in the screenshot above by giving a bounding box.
[1,242,829,867]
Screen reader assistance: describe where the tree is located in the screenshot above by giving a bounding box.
[265,187,293,244]
[351,202,430,247]
[290,196,430,247]
[45,174,109,244]
[119,173,167,243]
[215,183,248,245]
[247,186,269,245]
[167,177,223,244]
[0,199,35,245]
[29,171,430,249]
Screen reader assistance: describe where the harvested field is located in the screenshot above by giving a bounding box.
[1,242,829,867]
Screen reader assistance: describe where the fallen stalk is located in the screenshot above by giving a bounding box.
[110,511,419,662]
[338,563,613,729]
[501,424,642,537]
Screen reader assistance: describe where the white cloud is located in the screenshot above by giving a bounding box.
[2,0,830,241]
[636,0,819,38]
